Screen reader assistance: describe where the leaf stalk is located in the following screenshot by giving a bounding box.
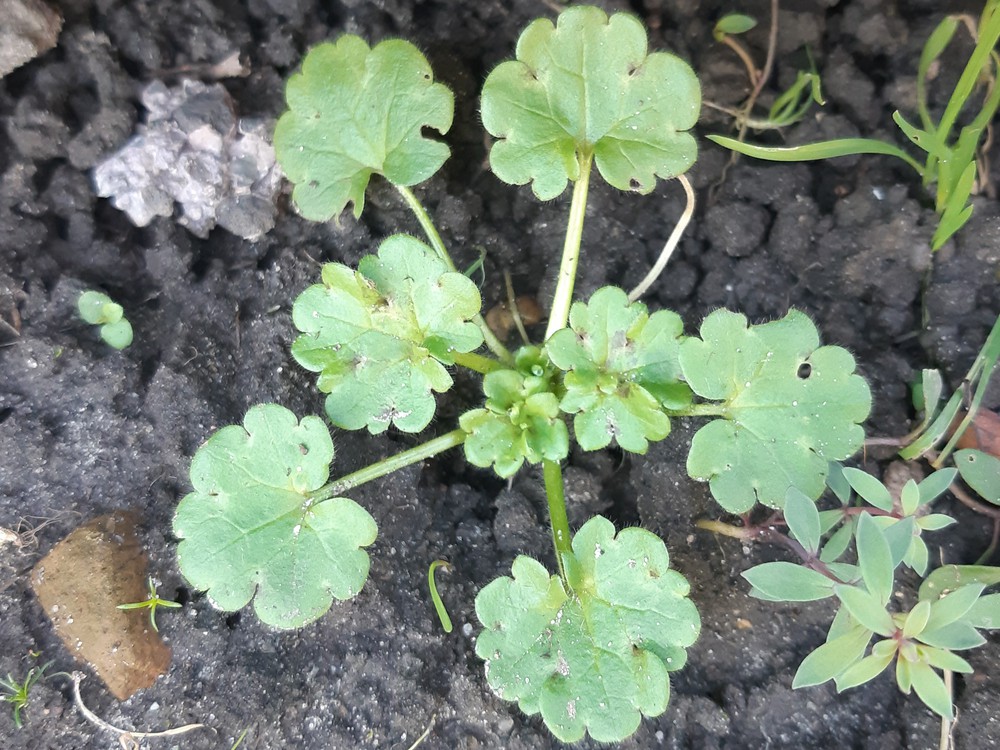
[542,459,573,586]
[545,153,593,340]
[314,428,467,500]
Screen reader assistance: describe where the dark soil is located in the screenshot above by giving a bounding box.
[2,0,999,748]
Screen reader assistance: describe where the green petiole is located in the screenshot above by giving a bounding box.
[427,560,454,633]
[542,459,573,586]
[544,153,593,340]
[311,428,467,502]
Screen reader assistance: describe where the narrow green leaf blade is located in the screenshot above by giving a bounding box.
[742,562,835,601]
[856,513,895,605]
[909,662,954,719]
[783,487,822,554]
[792,626,872,688]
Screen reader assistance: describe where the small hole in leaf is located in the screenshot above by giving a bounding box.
[629,179,641,190]
[797,362,812,379]
[308,180,319,188]
[298,444,309,456]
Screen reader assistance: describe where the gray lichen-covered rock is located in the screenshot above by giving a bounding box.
[0,0,62,78]
[93,80,282,240]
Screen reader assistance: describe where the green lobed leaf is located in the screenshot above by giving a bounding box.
[475,516,699,743]
[546,287,690,453]
[274,36,454,220]
[174,404,377,629]
[292,235,483,434]
[743,561,835,602]
[681,310,871,512]
[481,5,700,200]
[955,449,1000,505]
[460,366,569,478]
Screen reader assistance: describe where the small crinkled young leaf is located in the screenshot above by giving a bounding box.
[955,449,1000,505]
[292,234,483,433]
[546,286,690,453]
[274,36,454,220]
[681,309,871,513]
[475,516,699,743]
[742,561,835,602]
[174,404,377,629]
[460,369,569,478]
[481,5,700,200]
[78,291,118,324]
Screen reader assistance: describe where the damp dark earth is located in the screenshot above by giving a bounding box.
[2,0,1000,748]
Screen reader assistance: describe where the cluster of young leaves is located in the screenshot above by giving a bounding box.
[174,404,377,629]
[460,346,568,477]
[545,287,690,453]
[709,0,1000,249]
[291,234,483,434]
[456,289,871,514]
[476,516,700,743]
[480,5,700,199]
[743,467,1000,718]
[78,291,133,350]
[273,35,453,220]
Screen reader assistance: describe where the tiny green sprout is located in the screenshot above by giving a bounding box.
[1,661,52,729]
[117,577,181,632]
[427,560,453,633]
[78,291,133,350]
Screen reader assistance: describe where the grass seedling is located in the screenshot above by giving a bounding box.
[117,577,181,633]
[710,1,1000,249]
[77,291,133,350]
[173,6,875,742]
[0,661,51,728]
